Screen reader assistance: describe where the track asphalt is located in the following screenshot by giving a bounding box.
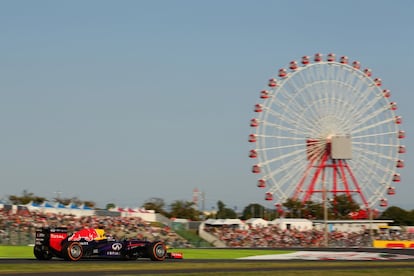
[2,248,414,275]
[240,250,414,260]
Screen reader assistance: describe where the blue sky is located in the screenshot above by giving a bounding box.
[1,0,413,211]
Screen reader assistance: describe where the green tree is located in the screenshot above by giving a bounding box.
[82,200,96,208]
[379,206,411,225]
[408,210,414,225]
[303,200,324,219]
[142,197,168,216]
[329,194,360,219]
[283,198,305,218]
[53,197,71,205]
[169,200,201,220]
[241,203,266,219]
[8,190,45,205]
[215,200,237,219]
[53,196,95,208]
[278,198,333,219]
[105,203,116,210]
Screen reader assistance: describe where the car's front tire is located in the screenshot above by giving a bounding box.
[147,241,166,261]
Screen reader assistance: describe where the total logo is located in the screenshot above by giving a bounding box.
[112,243,122,251]
[50,234,66,239]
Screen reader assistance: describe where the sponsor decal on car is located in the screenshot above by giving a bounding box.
[50,233,66,239]
[112,243,122,251]
[68,229,99,242]
[106,251,121,256]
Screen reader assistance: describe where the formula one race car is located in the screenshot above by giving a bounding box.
[34,227,183,261]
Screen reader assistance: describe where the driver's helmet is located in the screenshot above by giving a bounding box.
[94,228,106,240]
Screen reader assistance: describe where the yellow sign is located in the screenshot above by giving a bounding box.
[373,240,414,248]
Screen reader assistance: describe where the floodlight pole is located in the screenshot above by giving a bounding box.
[322,167,328,247]
[369,206,373,247]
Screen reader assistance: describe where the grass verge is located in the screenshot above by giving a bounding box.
[0,246,293,259]
[1,246,414,275]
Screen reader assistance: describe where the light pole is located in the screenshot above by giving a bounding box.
[369,205,373,247]
[322,169,328,247]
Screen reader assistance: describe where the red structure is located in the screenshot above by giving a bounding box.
[293,138,369,207]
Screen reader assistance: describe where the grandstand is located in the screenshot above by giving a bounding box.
[1,202,414,248]
[0,203,192,247]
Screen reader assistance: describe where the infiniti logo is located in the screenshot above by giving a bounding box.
[112,243,122,251]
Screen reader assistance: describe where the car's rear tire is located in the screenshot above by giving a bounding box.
[33,245,53,260]
[63,242,83,261]
[147,241,166,261]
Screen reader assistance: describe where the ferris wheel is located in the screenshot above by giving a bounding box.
[249,53,405,210]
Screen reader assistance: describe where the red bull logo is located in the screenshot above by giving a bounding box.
[69,229,99,242]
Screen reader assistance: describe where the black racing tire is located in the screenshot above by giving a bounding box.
[33,245,53,260]
[147,241,166,261]
[63,242,83,261]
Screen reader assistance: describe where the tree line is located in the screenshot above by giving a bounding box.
[5,190,414,225]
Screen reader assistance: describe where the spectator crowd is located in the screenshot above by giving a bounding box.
[0,207,191,248]
[2,206,414,248]
[204,224,414,247]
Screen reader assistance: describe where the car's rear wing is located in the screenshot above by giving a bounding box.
[35,227,69,251]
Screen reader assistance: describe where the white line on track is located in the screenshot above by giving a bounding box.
[239,251,414,261]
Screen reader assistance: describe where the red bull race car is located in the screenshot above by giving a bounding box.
[34,227,183,261]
